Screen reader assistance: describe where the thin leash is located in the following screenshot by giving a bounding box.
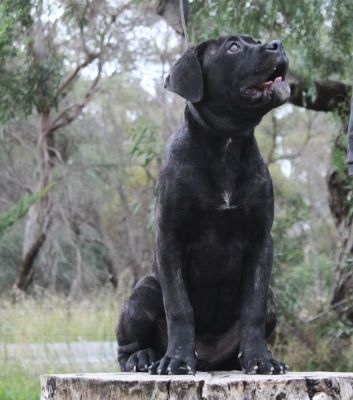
[179,0,190,50]
[347,89,353,175]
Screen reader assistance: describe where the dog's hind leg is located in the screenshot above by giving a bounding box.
[116,274,165,372]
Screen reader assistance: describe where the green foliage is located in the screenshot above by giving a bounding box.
[25,54,63,113]
[274,315,353,372]
[272,190,309,314]
[0,184,54,237]
[0,0,32,121]
[127,119,162,167]
[0,0,64,120]
[0,0,32,58]
[190,0,353,80]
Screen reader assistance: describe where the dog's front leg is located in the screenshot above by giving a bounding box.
[149,229,196,375]
[238,234,287,375]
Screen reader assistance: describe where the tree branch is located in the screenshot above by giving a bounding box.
[287,73,352,115]
[57,53,100,96]
[49,59,103,135]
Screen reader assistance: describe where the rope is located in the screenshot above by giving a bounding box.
[179,0,190,49]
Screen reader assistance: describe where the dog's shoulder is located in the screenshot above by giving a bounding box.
[163,125,194,165]
[157,125,200,210]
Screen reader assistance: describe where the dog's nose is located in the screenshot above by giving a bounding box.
[265,40,283,52]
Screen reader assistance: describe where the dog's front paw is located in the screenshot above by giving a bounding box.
[238,346,288,375]
[149,348,196,375]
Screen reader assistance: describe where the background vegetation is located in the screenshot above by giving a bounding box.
[0,0,352,398]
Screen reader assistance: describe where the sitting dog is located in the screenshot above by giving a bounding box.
[116,34,290,375]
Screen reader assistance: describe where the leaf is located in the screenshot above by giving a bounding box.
[0,183,55,237]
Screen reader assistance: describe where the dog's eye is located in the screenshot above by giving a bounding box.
[228,43,240,53]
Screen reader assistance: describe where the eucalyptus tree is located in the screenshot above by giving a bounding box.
[0,0,152,296]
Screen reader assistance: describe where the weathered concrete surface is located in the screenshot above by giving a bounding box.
[40,371,353,400]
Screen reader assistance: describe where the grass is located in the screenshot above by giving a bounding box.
[0,364,40,400]
[0,292,123,400]
[0,292,119,344]
[0,359,119,400]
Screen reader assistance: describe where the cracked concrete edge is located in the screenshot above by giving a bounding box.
[40,371,353,400]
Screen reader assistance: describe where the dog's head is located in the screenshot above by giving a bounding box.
[165,35,290,122]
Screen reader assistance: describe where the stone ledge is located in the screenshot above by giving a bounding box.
[40,371,353,400]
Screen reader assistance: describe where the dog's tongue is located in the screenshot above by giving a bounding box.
[257,76,282,89]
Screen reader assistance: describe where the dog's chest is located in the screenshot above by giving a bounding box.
[208,137,261,212]
[218,190,236,210]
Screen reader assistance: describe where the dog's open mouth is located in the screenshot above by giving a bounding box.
[240,61,290,105]
[256,62,287,90]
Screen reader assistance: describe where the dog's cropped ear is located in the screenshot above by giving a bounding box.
[164,47,203,103]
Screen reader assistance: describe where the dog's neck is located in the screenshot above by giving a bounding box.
[186,101,260,137]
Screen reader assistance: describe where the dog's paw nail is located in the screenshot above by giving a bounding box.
[157,368,162,375]
[187,366,194,375]
[133,366,137,372]
[238,351,243,359]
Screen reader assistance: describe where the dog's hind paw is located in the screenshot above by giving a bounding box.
[125,348,160,372]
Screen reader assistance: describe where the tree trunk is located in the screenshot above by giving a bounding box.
[41,371,353,399]
[12,112,53,298]
[327,129,353,323]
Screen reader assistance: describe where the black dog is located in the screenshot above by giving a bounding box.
[117,34,290,375]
